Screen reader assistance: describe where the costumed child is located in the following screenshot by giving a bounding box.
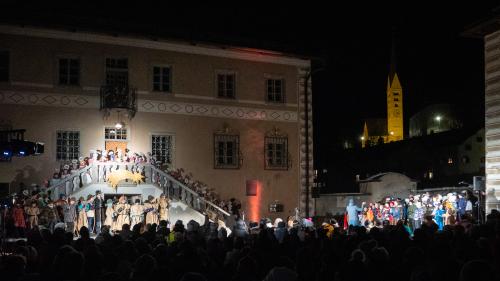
[25,201,40,229]
[433,204,445,231]
[104,199,115,231]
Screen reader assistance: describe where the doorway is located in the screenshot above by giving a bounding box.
[105,141,127,154]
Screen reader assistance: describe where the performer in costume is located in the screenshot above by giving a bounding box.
[345,199,364,226]
[114,195,130,231]
[143,195,159,225]
[63,197,77,235]
[76,197,88,235]
[93,190,104,234]
[12,202,26,237]
[130,198,144,229]
[85,194,96,233]
[44,201,59,232]
[433,204,445,231]
[158,193,170,222]
[104,199,115,230]
[25,201,40,229]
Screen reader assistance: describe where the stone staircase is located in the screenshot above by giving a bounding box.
[46,163,231,226]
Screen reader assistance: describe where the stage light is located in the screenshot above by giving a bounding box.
[3,151,10,156]
[19,151,25,156]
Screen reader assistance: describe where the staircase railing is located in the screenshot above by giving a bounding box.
[47,165,93,200]
[147,165,231,221]
[46,162,231,220]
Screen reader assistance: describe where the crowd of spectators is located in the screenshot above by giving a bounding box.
[0,208,499,281]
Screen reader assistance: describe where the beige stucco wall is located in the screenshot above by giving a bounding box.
[0,33,299,105]
[0,27,309,220]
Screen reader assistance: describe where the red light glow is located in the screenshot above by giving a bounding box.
[246,180,262,222]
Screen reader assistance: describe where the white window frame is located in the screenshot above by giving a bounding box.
[57,56,81,86]
[151,64,172,93]
[56,130,81,161]
[215,69,237,99]
[105,57,129,86]
[150,132,175,167]
[104,127,129,141]
[265,135,289,170]
[214,133,240,169]
[266,77,285,103]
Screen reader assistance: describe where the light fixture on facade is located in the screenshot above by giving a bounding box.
[114,110,125,129]
[390,131,394,135]
[115,121,124,129]
[360,136,365,141]
[435,115,442,122]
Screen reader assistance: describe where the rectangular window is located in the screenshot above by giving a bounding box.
[153,66,171,92]
[214,134,239,169]
[106,58,128,86]
[0,51,9,82]
[58,58,80,85]
[265,136,288,170]
[104,127,128,140]
[56,131,80,161]
[151,134,174,165]
[217,73,235,98]
[267,79,285,103]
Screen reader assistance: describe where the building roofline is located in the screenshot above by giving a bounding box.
[462,7,500,38]
[0,24,312,67]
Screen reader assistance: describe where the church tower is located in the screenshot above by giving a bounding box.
[386,34,404,142]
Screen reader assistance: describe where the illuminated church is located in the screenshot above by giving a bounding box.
[362,40,404,148]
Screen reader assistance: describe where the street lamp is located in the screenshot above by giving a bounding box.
[435,115,442,131]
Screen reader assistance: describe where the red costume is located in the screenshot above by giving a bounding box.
[12,205,26,228]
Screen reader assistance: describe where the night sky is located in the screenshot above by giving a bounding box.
[1,2,498,168]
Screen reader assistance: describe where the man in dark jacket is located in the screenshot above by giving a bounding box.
[93,190,104,234]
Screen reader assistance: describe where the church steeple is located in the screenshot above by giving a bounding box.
[386,29,404,142]
[388,31,398,86]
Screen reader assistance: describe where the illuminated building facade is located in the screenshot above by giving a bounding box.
[0,24,315,219]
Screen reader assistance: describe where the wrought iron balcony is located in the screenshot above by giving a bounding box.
[100,85,137,117]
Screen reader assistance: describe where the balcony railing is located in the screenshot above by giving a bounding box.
[100,85,137,116]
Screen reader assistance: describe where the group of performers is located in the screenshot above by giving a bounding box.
[4,190,171,238]
[345,191,477,231]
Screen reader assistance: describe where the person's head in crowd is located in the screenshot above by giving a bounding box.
[122,224,130,232]
[459,260,494,281]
